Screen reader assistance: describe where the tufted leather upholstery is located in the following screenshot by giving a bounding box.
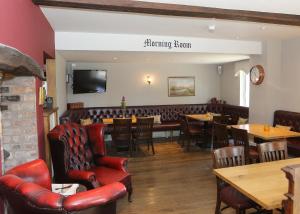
[0,159,126,214]
[274,110,300,157]
[48,123,133,201]
[60,104,249,133]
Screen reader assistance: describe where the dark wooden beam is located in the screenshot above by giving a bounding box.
[33,0,300,26]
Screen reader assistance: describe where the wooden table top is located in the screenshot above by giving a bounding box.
[102,117,137,125]
[214,158,300,210]
[186,114,213,122]
[231,124,300,140]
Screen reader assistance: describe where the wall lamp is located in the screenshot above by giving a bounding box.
[146,75,152,85]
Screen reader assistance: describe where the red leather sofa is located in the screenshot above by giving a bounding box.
[47,123,133,201]
[60,103,249,133]
[0,159,126,214]
[273,110,300,157]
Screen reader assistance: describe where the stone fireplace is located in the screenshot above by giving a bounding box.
[0,44,45,173]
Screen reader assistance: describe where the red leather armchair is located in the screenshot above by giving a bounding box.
[48,123,133,201]
[0,159,126,214]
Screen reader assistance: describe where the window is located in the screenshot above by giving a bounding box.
[239,70,250,107]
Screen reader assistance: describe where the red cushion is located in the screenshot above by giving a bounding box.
[220,186,254,209]
[91,167,131,187]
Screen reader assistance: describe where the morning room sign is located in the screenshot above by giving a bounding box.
[143,38,192,49]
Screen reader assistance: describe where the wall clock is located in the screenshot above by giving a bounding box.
[250,65,265,85]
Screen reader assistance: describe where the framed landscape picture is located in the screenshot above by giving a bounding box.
[168,76,195,97]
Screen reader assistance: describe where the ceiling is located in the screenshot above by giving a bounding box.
[42,7,300,41]
[137,0,300,15]
[59,50,249,64]
[41,4,300,64]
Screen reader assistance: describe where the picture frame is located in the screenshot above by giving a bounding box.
[168,76,195,97]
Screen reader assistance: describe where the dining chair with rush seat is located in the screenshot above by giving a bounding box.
[212,146,259,214]
[48,122,133,202]
[213,123,230,149]
[258,141,288,162]
[133,117,155,155]
[231,127,259,164]
[183,115,205,151]
[112,118,132,154]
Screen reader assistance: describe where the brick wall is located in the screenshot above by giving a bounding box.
[1,76,38,172]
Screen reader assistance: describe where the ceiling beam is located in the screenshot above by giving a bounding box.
[32,0,300,26]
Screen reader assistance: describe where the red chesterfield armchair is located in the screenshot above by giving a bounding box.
[48,123,133,201]
[0,159,126,214]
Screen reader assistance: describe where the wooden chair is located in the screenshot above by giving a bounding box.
[178,114,188,148]
[213,123,230,149]
[282,164,300,214]
[133,117,155,155]
[212,146,257,214]
[213,115,231,125]
[211,116,231,150]
[258,141,288,162]
[231,127,259,164]
[112,118,132,155]
[184,116,205,151]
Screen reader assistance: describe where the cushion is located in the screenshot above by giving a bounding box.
[80,118,93,126]
[237,117,248,125]
[91,166,131,186]
[152,115,161,124]
[208,112,221,117]
[275,125,292,130]
[220,186,253,209]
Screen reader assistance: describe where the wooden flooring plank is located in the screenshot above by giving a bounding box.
[116,142,281,214]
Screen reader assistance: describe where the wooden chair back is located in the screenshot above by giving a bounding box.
[212,146,245,169]
[213,115,231,125]
[134,117,154,140]
[231,127,250,163]
[213,123,230,149]
[258,141,288,162]
[112,118,132,147]
[282,164,300,214]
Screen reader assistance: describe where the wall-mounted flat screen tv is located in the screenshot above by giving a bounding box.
[73,70,107,94]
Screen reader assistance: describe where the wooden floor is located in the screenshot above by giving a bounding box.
[116,141,261,214]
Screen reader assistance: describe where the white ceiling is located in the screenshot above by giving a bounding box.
[59,50,249,64]
[137,0,300,15]
[41,3,300,64]
[42,7,300,41]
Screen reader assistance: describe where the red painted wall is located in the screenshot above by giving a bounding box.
[0,0,55,161]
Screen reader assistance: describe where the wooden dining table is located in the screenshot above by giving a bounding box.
[102,117,137,125]
[231,124,300,141]
[185,113,214,122]
[213,158,300,211]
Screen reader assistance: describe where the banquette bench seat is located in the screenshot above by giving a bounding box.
[60,104,249,134]
[274,110,300,157]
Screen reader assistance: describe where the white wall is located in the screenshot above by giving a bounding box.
[67,63,220,107]
[281,38,300,113]
[55,52,67,116]
[220,60,250,106]
[249,40,283,124]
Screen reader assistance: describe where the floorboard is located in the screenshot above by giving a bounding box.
[116,141,279,214]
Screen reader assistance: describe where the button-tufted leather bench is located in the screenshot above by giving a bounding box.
[60,104,249,134]
[274,110,300,157]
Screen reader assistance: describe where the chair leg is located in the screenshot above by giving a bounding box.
[128,187,133,202]
[130,140,133,157]
[236,209,247,214]
[215,196,221,214]
[186,136,191,152]
[150,139,155,155]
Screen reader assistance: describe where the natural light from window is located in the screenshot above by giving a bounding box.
[239,70,250,107]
